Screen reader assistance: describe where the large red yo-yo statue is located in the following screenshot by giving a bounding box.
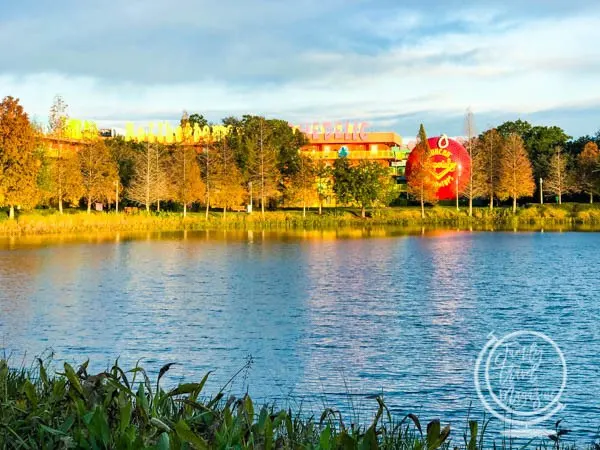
[405,135,471,200]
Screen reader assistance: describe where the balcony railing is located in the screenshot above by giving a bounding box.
[303,150,406,160]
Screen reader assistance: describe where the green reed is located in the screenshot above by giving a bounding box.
[0,359,589,449]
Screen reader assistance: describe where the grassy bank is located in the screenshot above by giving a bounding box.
[1,204,600,236]
[0,359,581,449]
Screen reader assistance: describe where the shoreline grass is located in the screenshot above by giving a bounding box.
[1,204,600,236]
[0,358,585,449]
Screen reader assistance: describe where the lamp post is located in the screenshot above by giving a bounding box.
[456,163,462,211]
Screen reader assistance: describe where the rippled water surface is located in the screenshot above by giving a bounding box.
[1,229,599,442]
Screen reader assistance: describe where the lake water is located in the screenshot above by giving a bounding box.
[1,229,599,444]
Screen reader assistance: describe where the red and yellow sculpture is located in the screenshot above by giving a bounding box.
[405,135,471,200]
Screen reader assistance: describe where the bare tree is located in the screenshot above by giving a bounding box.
[464,108,477,216]
[545,146,571,204]
[249,118,279,217]
[127,142,168,211]
[473,129,503,210]
[48,94,76,214]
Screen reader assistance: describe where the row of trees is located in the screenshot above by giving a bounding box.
[408,112,600,217]
[1,95,599,219]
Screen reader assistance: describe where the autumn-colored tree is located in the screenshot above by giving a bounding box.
[576,142,599,203]
[406,124,437,218]
[79,140,119,213]
[497,133,535,213]
[169,145,205,217]
[169,114,205,217]
[544,146,572,204]
[211,139,246,217]
[315,161,333,215]
[0,96,41,218]
[247,118,280,216]
[46,95,83,212]
[127,142,169,212]
[286,154,318,217]
[472,129,503,210]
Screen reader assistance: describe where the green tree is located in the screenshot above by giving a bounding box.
[406,124,437,218]
[576,142,599,203]
[315,161,333,215]
[524,126,570,186]
[79,140,119,213]
[188,113,209,129]
[496,119,533,140]
[0,96,40,218]
[497,134,535,213]
[332,156,354,206]
[351,161,392,218]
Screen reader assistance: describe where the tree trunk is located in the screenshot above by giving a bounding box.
[361,206,366,218]
[87,198,92,214]
[223,206,226,218]
[319,201,322,215]
[558,192,562,205]
[303,201,306,218]
[183,203,187,218]
[591,192,594,204]
[469,197,473,217]
[205,201,209,219]
[420,197,425,219]
[489,194,494,211]
[58,193,63,215]
[513,196,517,214]
[157,200,160,212]
[9,205,14,220]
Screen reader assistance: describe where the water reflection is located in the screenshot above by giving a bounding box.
[1,230,600,443]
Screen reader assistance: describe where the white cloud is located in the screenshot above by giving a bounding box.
[1,3,599,136]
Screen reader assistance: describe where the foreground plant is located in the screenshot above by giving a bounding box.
[0,359,582,449]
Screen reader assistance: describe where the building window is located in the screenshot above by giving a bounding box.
[324,145,330,152]
[370,144,378,151]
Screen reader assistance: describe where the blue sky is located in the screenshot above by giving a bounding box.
[1,0,599,138]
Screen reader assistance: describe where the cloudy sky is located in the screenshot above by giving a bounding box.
[1,0,599,138]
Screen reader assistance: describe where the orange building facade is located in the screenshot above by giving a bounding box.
[295,123,411,180]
